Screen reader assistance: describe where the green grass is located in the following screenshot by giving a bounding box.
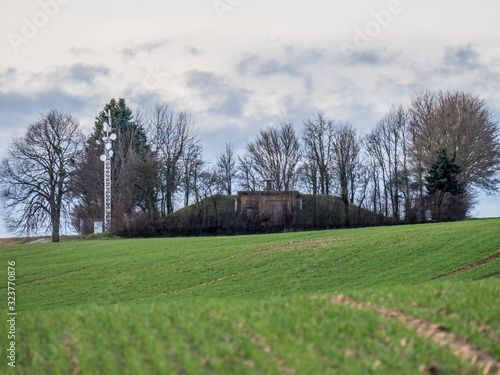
[1,218,499,374]
[349,279,500,360]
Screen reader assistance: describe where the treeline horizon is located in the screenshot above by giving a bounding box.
[1,89,499,241]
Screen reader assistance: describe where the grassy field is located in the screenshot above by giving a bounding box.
[1,219,499,374]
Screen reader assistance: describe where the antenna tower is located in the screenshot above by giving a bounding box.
[100,110,117,232]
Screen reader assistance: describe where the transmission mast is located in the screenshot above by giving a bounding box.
[100,111,117,232]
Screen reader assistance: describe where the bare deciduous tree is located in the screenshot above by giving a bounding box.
[302,111,335,195]
[198,167,224,229]
[146,103,198,215]
[122,138,159,220]
[217,142,237,195]
[409,90,500,195]
[297,157,320,193]
[0,110,82,242]
[331,122,360,226]
[408,89,436,217]
[375,105,409,221]
[238,154,259,192]
[181,140,204,207]
[364,132,384,215]
[245,121,301,191]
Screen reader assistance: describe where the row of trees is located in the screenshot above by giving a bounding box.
[239,91,499,226]
[1,90,499,241]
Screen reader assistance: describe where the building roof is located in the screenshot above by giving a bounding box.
[237,191,301,196]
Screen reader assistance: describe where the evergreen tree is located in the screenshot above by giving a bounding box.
[425,148,463,195]
[425,148,465,221]
[92,98,148,154]
[72,99,157,232]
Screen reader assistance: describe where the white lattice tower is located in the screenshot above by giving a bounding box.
[101,111,116,233]
[104,148,112,232]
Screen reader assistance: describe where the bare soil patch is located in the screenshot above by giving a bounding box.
[435,249,500,280]
[194,238,342,270]
[322,294,500,374]
[0,237,32,245]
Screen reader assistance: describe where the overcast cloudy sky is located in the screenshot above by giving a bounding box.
[1,0,500,237]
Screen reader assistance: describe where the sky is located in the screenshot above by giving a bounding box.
[1,0,500,237]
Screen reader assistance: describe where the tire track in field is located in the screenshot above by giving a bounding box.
[63,334,81,375]
[404,299,500,347]
[193,238,339,270]
[322,294,500,375]
[11,267,94,287]
[434,249,500,280]
[131,261,281,304]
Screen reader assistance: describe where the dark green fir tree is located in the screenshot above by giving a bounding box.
[425,148,465,221]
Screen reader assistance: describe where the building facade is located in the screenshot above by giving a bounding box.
[237,190,301,226]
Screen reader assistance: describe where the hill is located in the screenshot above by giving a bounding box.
[156,193,382,236]
[1,219,499,374]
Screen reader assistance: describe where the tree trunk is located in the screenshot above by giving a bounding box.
[342,196,349,227]
[313,193,317,229]
[340,175,349,227]
[51,208,61,242]
[166,192,174,215]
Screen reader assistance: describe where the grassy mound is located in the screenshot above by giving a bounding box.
[161,193,382,236]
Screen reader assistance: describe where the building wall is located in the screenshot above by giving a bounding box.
[238,191,300,225]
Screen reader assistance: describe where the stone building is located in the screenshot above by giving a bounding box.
[237,182,301,226]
